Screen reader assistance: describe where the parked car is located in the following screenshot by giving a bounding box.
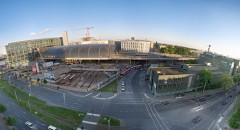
[229,95,232,98]
[121,87,125,91]
[25,121,34,129]
[199,97,206,102]
[222,101,228,105]
[192,116,201,123]
[162,101,170,105]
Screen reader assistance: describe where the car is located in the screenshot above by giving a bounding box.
[232,88,236,91]
[229,95,232,98]
[222,101,228,105]
[25,121,34,129]
[121,87,125,91]
[121,81,125,86]
[199,97,206,102]
[192,116,201,123]
[176,93,185,97]
[162,101,169,105]
[206,94,211,97]
[48,125,61,130]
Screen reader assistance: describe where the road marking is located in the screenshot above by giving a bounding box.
[144,103,158,130]
[153,103,169,130]
[87,113,100,117]
[208,120,215,130]
[82,120,97,125]
[93,93,100,98]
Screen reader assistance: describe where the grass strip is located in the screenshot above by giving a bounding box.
[0,78,85,130]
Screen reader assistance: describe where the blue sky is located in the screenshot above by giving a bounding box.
[0,0,240,58]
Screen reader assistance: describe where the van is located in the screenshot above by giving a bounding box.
[48,125,61,130]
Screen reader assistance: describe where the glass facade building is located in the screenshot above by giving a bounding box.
[6,37,62,67]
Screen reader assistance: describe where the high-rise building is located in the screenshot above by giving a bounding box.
[62,31,69,46]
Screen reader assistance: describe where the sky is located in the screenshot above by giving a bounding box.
[0,0,240,58]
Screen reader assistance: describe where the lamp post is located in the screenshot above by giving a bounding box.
[108,118,111,130]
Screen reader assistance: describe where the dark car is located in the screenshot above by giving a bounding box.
[176,93,185,97]
[222,101,228,105]
[232,88,236,91]
[192,116,201,123]
[199,97,206,102]
[229,95,232,98]
[162,101,170,105]
[206,94,211,97]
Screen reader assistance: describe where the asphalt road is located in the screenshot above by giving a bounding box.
[1,70,239,130]
[0,91,49,130]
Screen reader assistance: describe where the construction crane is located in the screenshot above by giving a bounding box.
[80,27,94,37]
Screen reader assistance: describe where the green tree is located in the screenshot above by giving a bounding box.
[153,42,158,49]
[5,116,16,126]
[233,73,240,85]
[0,103,6,113]
[220,73,234,89]
[43,79,47,84]
[199,69,212,93]
[37,78,40,82]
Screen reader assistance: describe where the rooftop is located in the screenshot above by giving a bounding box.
[152,67,184,75]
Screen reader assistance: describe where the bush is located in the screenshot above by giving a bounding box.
[228,118,238,129]
[43,79,47,84]
[0,103,7,113]
[5,116,16,126]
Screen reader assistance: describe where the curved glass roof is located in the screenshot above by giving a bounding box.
[40,44,115,59]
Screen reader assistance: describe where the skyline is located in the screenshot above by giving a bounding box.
[0,0,240,58]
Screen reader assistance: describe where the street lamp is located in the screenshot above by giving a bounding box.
[108,118,111,130]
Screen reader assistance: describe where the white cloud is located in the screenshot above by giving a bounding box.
[30,28,53,36]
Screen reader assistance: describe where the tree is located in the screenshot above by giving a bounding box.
[5,116,16,126]
[37,78,40,82]
[199,69,212,93]
[220,73,234,89]
[43,79,47,84]
[153,42,158,49]
[0,103,6,113]
[233,73,240,85]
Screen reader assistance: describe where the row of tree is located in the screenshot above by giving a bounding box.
[158,45,198,56]
[199,69,240,92]
[0,103,16,127]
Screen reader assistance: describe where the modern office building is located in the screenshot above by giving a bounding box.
[6,37,63,67]
[121,38,151,53]
[149,67,195,96]
[62,31,69,46]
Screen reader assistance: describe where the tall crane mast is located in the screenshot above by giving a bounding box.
[81,27,94,37]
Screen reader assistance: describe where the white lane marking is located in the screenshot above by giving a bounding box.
[93,93,100,98]
[144,103,158,130]
[147,103,164,130]
[217,117,223,123]
[86,113,100,117]
[208,120,215,130]
[153,104,169,130]
[82,120,97,125]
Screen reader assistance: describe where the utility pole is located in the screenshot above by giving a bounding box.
[14,90,18,102]
[63,93,66,107]
[108,118,111,130]
[28,100,31,111]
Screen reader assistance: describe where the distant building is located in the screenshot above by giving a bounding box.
[121,38,151,53]
[81,40,114,45]
[199,52,240,75]
[62,31,69,46]
[6,37,63,67]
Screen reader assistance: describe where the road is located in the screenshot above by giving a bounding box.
[1,69,239,130]
[0,91,49,130]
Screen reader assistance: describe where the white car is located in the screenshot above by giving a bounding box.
[121,87,125,91]
[48,125,61,130]
[121,81,125,86]
[25,121,34,129]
